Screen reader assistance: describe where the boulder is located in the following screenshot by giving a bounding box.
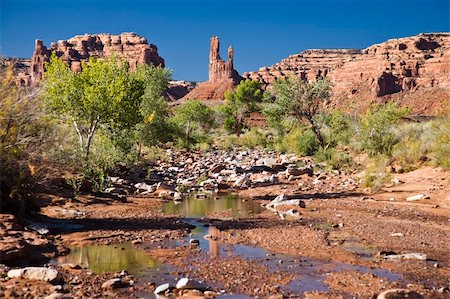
[7,267,59,282]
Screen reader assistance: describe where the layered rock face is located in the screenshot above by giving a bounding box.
[29,32,165,84]
[245,33,450,114]
[182,36,243,103]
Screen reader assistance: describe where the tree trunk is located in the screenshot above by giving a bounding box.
[306,116,324,147]
[85,116,100,160]
[73,120,84,149]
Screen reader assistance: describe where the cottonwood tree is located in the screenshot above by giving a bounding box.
[264,76,331,146]
[173,99,214,143]
[222,79,263,136]
[43,53,143,159]
[134,64,172,147]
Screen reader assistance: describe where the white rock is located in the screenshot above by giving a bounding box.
[154,283,170,294]
[384,253,427,260]
[134,182,155,192]
[176,277,204,289]
[390,232,404,237]
[8,267,59,282]
[406,194,429,201]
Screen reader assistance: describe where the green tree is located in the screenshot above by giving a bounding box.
[43,53,143,159]
[264,77,331,146]
[135,64,173,147]
[222,79,263,136]
[173,99,214,143]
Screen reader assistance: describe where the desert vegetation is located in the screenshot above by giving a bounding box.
[1,55,449,212]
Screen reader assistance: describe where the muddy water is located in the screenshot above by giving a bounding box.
[54,243,168,276]
[163,193,264,217]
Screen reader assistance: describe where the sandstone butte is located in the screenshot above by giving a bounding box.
[180,36,243,104]
[244,32,450,115]
[14,32,165,87]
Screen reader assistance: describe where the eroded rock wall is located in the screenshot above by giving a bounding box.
[28,32,165,85]
[244,33,450,114]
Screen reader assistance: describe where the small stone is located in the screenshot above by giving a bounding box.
[176,277,204,290]
[377,288,424,299]
[406,194,429,201]
[101,278,123,290]
[390,232,404,237]
[154,283,170,294]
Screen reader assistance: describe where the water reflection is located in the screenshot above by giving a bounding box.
[163,193,263,218]
[56,243,165,275]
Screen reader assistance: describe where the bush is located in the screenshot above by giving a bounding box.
[362,154,391,192]
[275,128,319,156]
[314,147,356,171]
[357,103,410,156]
[391,122,433,172]
[431,116,450,170]
[315,110,355,147]
[0,65,53,214]
[239,129,270,149]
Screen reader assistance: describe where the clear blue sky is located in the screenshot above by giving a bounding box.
[1,0,449,81]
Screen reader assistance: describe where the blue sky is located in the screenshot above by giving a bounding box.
[1,0,449,81]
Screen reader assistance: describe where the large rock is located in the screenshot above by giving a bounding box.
[244,33,450,115]
[181,36,243,103]
[7,267,59,282]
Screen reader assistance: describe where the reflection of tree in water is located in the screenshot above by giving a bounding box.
[57,244,161,274]
[208,226,233,258]
[163,194,263,217]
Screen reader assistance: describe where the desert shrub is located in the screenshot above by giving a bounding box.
[391,122,433,172]
[216,134,240,151]
[239,128,270,149]
[314,147,356,171]
[362,154,391,192]
[357,103,410,156]
[430,116,450,170]
[315,110,355,147]
[0,65,54,213]
[275,128,319,156]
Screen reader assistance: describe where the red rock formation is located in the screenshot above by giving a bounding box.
[245,33,450,114]
[182,36,243,103]
[29,32,165,85]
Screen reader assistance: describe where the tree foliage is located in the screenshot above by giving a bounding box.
[135,64,173,147]
[173,99,214,143]
[43,53,144,158]
[222,79,263,136]
[264,76,331,146]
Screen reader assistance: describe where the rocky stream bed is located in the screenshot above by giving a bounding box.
[1,149,449,298]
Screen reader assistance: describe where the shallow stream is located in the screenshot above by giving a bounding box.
[53,193,404,297]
